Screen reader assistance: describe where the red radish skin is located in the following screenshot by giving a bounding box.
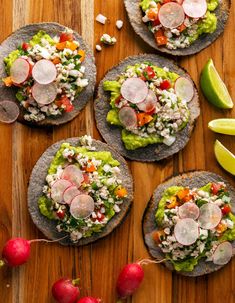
[1,238,30,267]
[76,297,102,303]
[0,236,68,268]
[116,263,144,299]
[52,278,80,303]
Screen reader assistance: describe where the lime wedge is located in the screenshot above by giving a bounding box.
[208,119,235,135]
[214,140,235,175]
[200,59,234,109]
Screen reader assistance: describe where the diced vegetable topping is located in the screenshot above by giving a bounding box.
[174,218,199,245]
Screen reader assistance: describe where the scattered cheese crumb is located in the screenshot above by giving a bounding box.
[100,34,117,45]
[116,20,123,30]
[96,44,102,52]
[96,14,107,25]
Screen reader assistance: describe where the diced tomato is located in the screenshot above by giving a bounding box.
[56,210,65,219]
[147,8,158,20]
[182,194,194,203]
[85,160,96,173]
[59,32,74,42]
[154,29,168,46]
[152,17,160,27]
[22,42,29,51]
[163,0,171,3]
[58,96,74,112]
[211,183,223,195]
[160,80,171,90]
[140,75,147,81]
[178,23,186,33]
[152,230,165,244]
[137,113,153,127]
[221,205,231,216]
[143,66,156,80]
[82,173,90,184]
[177,188,190,200]
[91,212,105,222]
[115,95,122,106]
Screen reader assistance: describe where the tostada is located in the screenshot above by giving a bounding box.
[28,136,133,245]
[143,171,235,276]
[94,54,200,162]
[0,22,96,126]
[124,0,230,56]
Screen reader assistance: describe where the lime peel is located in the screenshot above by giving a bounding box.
[200,59,234,109]
[214,140,235,175]
[208,119,235,135]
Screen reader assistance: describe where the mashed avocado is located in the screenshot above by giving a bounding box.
[48,143,120,175]
[4,30,55,73]
[122,129,162,150]
[29,30,55,46]
[140,0,159,11]
[103,80,121,108]
[155,186,183,225]
[207,0,219,11]
[221,213,235,242]
[4,49,21,74]
[107,109,122,126]
[169,256,201,272]
[38,196,54,220]
[189,11,217,44]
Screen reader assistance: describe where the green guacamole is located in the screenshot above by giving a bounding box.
[104,63,187,150]
[4,30,55,74]
[155,184,235,272]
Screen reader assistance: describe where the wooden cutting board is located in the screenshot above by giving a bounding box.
[0,0,234,302]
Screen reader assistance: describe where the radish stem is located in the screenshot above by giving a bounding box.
[72,278,80,286]
[137,258,166,266]
[29,235,68,244]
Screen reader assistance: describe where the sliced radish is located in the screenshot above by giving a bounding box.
[10,58,30,84]
[70,194,95,219]
[137,89,157,113]
[0,100,19,123]
[212,242,233,265]
[174,218,199,246]
[198,203,222,230]
[32,59,57,84]
[51,179,72,204]
[159,3,185,29]
[179,202,200,220]
[118,106,137,129]
[32,82,57,105]
[120,78,148,104]
[175,77,194,103]
[182,0,207,18]
[61,165,84,187]
[63,185,81,205]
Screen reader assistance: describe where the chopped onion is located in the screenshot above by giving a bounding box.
[96,14,107,25]
[163,136,176,146]
[116,20,123,29]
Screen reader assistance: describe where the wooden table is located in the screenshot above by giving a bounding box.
[0,1,234,302]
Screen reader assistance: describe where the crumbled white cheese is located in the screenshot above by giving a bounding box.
[100,34,117,45]
[96,14,107,25]
[116,20,123,30]
[96,44,102,52]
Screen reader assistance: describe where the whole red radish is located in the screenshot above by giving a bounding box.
[0,236,67,268]
[116,263,144,299]
[52,278,80,303]
[76,297,101,303]
[1,238,31,267]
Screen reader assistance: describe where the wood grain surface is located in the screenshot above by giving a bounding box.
[0,0,234,302]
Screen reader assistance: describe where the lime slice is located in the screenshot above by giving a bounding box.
[214,140,235,175]
[208,119,235,135]
[200,59,234,109]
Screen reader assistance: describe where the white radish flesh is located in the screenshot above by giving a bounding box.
[63,186,81,204]
[182,0,207,19]
[32,82,57,105]
[10,58,30,84]
[118,107,137,129]
[121,78,148,104]
[198,203,222,230]
[0,100,19,123]
[212,242,233,265]
[137,89,157,113]
[51,179,72,204]
[175,77,194,103]
[179,202,200,220]
[174,218,199,246]
[70,194,95,219]
[159,3,185,29]
[61,165,84,187]
[32,59,57,84]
